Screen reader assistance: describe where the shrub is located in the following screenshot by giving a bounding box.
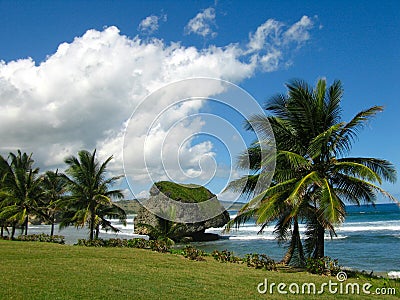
[306,256,341,275]
[127,238,150,249]
[182,246,206,261]
[243,253,276,271]
[107,238,128,247]
[75,239,106,247]
[211,249,241,263]
[74,238,170,251]
[17,234,65,244]
[149,240,170,253]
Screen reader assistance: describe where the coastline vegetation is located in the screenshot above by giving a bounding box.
[0,149,126,241]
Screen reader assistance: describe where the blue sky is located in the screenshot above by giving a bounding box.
[0,0,399,202]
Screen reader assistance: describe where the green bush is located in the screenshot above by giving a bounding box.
[306,256,341,275]
[17,234,65,244]
[75,239,106,247]
[182,246,206,261]
[74,238,171,253]
[211,249,241,263]
[106,238,127,247]
[148,240,170,253]
[127,238,150,249]
[243,253,276,271]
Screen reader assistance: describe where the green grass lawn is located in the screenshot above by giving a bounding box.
[0,240,398,299]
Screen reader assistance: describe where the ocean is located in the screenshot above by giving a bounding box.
[25,203,399,274]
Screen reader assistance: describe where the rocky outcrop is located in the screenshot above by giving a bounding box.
[134,181,230,241]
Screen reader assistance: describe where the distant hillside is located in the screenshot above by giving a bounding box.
[220,201,247,211]
[113,199,142,214]
[114,198,247,214]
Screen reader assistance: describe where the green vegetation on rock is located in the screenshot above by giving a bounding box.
[153,181,215,203]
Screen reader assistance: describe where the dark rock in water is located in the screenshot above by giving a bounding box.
[134,181,230,242]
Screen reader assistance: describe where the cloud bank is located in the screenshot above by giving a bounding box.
[0,15,315,196]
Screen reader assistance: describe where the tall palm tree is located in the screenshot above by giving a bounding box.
[0,151,43,238]
[41,170,67,236]
[60,149,126,241]
[227,79,397,263]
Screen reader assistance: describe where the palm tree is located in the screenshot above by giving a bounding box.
[60,149,126,241]
[93,204,127,239]
[41,170,67,236]
[137,216,184,246]
[227,79,397,263]
[0,151,44,238]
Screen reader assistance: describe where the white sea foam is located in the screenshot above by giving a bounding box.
[388,271,400,279]
[337,225,400,232]
[229,235,276,240]
[331,235,347,240]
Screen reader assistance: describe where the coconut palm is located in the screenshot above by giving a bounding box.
[60,149,126,241]
[93,203,127,239]
[227,79,397,264]
[137,217,184,246]
[41,170,67,236]
[0,151,44,238]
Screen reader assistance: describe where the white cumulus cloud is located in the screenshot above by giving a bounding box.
[185,7,217,38]
[138,13,167,35]
[246,15,315,71]
[0,16,315,196]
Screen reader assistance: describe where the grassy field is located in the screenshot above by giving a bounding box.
[0,240,398,299]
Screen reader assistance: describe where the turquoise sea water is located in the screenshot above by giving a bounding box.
[199,203,400,273]
[25,203,399,273]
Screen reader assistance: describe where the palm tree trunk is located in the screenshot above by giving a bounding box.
[11,225,16,239]
[89,211,95,241]
[95,225,99,239]
[89,225,94,240]
[294,222,305,266]
[24,216,29,235]
[50,213,55,237]
[281,242,294,265]
[313,223,325,258]
[281,219,305,266]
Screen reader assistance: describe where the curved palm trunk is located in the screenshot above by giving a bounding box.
[313,223,325,258]
[11,224,16,239]
[24,216,29,235]
[50,213,55,237]
[89,207,96,241]
[89,221,94,241]
[50,223,54,237]
[281,219,305,266]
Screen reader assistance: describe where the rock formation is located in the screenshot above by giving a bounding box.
[134,181,230,241]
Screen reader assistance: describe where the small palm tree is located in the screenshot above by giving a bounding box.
[60,149,126,241]
[41,170,67,236]
[93,204,127,239]
[0,151,43,238]
[137,217,183,246]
